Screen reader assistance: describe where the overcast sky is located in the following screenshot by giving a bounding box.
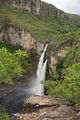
[41,0,80,15]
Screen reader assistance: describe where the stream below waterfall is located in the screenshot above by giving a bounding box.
[0,76,43,114]
[0,82,33,114]
[0,45,48,114]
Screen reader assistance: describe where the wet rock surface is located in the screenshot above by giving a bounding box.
[11,95,80,120]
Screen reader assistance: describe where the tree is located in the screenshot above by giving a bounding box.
[44,31,80,107]
[0,106,9,120]
[0,48,29,85]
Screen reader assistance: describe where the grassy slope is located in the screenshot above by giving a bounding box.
[67,13,80,27]
[0,3,80,41]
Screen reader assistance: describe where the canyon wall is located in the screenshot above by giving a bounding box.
[0,25,70,77]
[0,25,69,77]
[40,2,68,19]
[0,0,68,18]
[0,25,36,50]
[0,0,40,15]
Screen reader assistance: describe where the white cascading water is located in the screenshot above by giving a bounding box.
[31,44,48,96]
[37,44,48,79]
[40,60,47,83]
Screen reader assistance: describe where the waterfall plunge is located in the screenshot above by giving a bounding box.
[0,45,48,114]
[37,44,48,79]
[31,44,48,96]
[31,45,48,96]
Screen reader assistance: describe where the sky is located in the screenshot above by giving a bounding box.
[41,0,80,15]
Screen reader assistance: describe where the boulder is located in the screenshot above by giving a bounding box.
[11,96,80,120]
[23,95,60,113]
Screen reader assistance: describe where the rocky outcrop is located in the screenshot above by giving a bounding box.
[0,25,46,55]
[0,0,40,15]
[49,48,69,76]
[45,41,70,76]
[0,0,68,19]
[40,2,68,19]
[0,25,70,77]
[36,42,45,55]
[0,25,45,54]
[23,95,60,113]
[11,95,80,120]
[0,25,36,50]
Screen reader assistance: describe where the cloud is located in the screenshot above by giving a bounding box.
[41,0,80,15]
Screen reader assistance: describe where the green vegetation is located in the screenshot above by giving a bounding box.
[0,106,9,120]
[0,47,31,85]
[0,41,32,86]
[0,3,80,41]
[0,1,80,117]
[0,41,23,53]
[67,13,80,27]
[45,31,80,107]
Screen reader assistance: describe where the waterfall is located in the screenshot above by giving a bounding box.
[35,44,48,95]
[30,44,48,96]
[0,45,48,114]
[37,44,48,79]
[40,60,47,82]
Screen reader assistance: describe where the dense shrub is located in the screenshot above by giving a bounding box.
[45,31,80,107]
[0,106,9,120]
[0,47,30,85]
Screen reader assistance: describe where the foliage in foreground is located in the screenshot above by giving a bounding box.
[0,43,32,119]
[45,31,80,107]
[0,106,9,120]
[0,41,23,53]
[0,47,30,85]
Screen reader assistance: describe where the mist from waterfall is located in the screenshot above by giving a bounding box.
[0,45,48,114]
[31,44,48,96]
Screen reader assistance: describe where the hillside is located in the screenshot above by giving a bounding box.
[0,3,80,41]
[0,1,80,119]
[67,13,80,27]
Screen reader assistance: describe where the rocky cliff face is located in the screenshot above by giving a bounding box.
[40,2,68,19]
[0,25,70,76]
[0,25,46,54]
[0,25,36,50]
[0,0,40,15]
[0,0,68,18]
[46,41,70,76]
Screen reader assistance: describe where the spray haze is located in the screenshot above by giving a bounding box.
[0,45,48,113]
